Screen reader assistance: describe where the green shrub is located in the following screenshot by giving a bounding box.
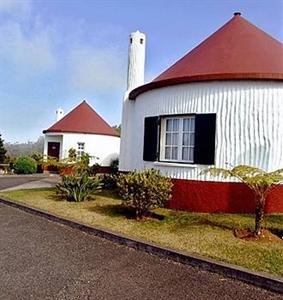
[68,148,77,162]
[110,158,119,173]
[56,171,101,202]
[30,152,44,173]
[98,173,118,190]
[75,153,91,175]
[13,156,37,174]
[117,169,173,219]
[90,163,101,175]
[30,152,43,161]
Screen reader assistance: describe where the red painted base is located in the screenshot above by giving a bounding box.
[169,179,283,213]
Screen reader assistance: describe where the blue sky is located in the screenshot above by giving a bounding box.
[0,0,282,142]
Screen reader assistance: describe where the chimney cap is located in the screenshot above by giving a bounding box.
[234,12,241,16]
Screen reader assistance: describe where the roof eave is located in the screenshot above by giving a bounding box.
[129,73,283,100]
[43,129,120,137]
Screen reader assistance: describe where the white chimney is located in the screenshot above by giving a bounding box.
[56,108,64,121]
[127,30,146,92]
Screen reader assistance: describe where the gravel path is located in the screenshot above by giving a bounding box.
[0,203,281,300]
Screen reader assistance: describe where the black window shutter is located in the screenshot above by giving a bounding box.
[194,114,216,165]
[143,116,160,161]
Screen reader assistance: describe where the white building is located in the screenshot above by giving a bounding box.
[43,101,120,166]
[120,13,283,213]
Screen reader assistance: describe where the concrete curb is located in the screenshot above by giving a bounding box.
[0,196,282,294]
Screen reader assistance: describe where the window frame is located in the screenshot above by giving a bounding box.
[159,115,196,164]
[77,142,85,158]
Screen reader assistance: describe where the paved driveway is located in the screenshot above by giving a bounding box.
[0,204,281,300]
[0,174,59,191]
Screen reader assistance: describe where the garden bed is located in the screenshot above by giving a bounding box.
[0,188,283,277]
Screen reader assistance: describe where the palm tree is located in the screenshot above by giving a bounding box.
[205,165,283,236]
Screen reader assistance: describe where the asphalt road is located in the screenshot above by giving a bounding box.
[0,175,59,191]
[0,176,40,190]
[0,204,281,300]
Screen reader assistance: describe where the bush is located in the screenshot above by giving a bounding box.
[75,153,91,175]
[56,171,101,202]
[30,152,44,173]
[98,173,118,190]
[117,169,173,219]
[110,158,119,173]
[13,156,37,174]
[68,148,77,162]
[90,163,101,175]
[30,152,43,161]
[40,155,63,173]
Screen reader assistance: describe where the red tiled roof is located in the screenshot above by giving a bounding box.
[129,13,283,100]
[43,101,120,137]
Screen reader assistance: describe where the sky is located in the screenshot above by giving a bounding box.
[0,0,282,143]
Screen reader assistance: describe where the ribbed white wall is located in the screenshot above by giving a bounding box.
[119,80,283,182]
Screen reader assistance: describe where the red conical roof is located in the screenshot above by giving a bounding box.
[43,101,119,137]
[129,13,283,100]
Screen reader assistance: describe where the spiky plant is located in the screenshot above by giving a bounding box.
[56,171,101,202]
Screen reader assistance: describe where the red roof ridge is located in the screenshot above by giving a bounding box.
[129,14,283,100]
[43,101,120,137]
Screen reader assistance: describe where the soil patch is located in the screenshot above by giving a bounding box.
[234,228,283,242]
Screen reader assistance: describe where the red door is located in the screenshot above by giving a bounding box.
[47,142,60,159]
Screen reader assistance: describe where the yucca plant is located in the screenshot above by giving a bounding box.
[56,171,101,202]
[204,165,283,236]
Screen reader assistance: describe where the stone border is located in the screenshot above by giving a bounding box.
[0,196,282,294]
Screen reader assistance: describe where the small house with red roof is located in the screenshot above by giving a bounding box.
[120,13,283,213]
[43,101,120,166]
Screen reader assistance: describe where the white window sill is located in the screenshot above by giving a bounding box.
[153,161,198,168]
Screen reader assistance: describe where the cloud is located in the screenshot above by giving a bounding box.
[0,21,56,76]
[0,0,32,17]
[68,45,126,92]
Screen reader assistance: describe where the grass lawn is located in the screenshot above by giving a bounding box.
[1,188,283,277]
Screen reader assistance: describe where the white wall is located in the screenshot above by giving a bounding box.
[61,133,120,166]
[120,30,146,166]
[44,132,120,166]
[43,134,63,158]
[127,31,146,91]
[119,80,283,182]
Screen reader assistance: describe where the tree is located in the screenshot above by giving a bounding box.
[0,134,7,163]
[205,165,283,236]
[112,124,121,135]
[5,136,44,157]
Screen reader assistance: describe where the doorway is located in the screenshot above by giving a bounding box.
[47,142,60,159]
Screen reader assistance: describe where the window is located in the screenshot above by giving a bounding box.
[160,116,195,163]
[77,142,85,158]
[140,38,143,44]
[143,114,216,165]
